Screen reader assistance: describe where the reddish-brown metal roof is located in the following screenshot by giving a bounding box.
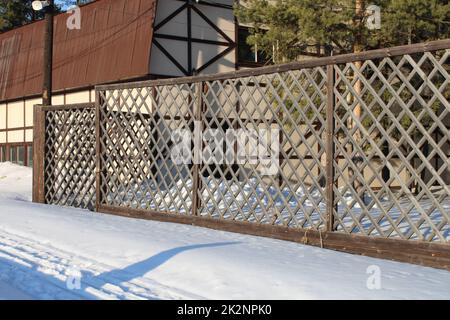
[0,0,157,102]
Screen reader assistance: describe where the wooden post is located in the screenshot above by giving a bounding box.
[278,113,284,188]
[95,90,101,212]
[42,0,54,106]
[326,65,336,232]
[32,105,46,203]
[36,1,54,204]
[191,81,203,216]
[232,81,241,180]
[352,0,366,203]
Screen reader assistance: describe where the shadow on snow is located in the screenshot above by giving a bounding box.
[0,241,240,300]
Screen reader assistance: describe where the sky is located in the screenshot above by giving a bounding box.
[55,1,90,11]
[55,1,76,10]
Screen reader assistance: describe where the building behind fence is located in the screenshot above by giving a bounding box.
[33,39,450,269]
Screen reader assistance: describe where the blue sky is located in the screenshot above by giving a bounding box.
[55,1,79,11]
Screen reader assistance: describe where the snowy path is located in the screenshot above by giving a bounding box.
[0,229,201,300]
[0,162,450,300]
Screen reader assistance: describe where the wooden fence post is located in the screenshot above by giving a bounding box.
[32,105,46,203]
[95,90,101,212]
[326,65,336,232]
[191,81,204,216]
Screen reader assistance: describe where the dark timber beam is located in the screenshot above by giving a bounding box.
[175,0,233,10]
[154,34,232,47]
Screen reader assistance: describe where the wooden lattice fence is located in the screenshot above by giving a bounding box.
[33,40,450,269]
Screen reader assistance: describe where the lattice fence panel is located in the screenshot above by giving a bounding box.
[198,68,329,230]
[44,104,96,210]
[98,85,196,214]
[332,49,450,242]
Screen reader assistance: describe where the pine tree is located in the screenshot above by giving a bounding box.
[0,0,42,32]
[0,0,87,33]
[235,0,450,60]
[236,0,450,196]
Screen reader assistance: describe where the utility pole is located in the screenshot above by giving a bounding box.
[42,0,54,106]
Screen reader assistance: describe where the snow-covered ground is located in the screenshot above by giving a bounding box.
[0,162,449,300]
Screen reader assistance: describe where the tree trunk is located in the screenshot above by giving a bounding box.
[349,0,366,203]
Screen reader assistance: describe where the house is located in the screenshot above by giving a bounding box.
[0,0,263,166]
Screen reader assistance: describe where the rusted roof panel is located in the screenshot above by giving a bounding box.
[0,0,157,101]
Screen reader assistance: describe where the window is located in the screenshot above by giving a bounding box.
[10,146,17,163]
[27,145,33,167]
[0,146,5,162]
[238,26,268,66]
[18,146,25,166]
[2,144,32,166]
